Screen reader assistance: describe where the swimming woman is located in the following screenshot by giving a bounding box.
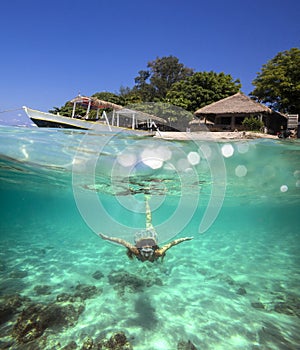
[99,196,193,262]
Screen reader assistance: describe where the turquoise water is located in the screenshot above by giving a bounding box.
[0,125,300,349]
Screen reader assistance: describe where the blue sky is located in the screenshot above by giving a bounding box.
[0,0,299,117]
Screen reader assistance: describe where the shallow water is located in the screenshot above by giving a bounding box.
[0,125,300,349]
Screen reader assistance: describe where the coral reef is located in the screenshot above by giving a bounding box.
[34,284,52,295]
[97,332,132,350]
[177,339,198,350]
[0,293,30,325]
[0,283,102,347]
[92,270,104,280]
[74,284,102,300]
[273,293,300,317]
[57,284,102,302]
[108,269,163,296]
[12,300,85,343]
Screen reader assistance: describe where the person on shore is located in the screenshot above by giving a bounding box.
[99,196,193,262]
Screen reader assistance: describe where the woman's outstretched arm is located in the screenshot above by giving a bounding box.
[98,233,139,255]
[155,237,193,257]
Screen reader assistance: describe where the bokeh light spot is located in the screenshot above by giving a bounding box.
[117,152,137,167]
[235,165,247,177]
[187,151,200,165]
[237,142,249,154]
[221,143,234,158]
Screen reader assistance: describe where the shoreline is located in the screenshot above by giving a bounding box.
[154,131,279,141]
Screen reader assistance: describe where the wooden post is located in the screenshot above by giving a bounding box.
[71,102,76,118]
[231,116,235,130]
[86,99,91,119]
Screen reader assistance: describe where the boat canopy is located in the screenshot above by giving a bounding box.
[115,108,167,124]
[70,95,167,125]
[70,95,123,111]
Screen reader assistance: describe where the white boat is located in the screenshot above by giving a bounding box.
[23,95,167,135]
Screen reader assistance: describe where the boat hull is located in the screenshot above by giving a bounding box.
[23,106,154,135]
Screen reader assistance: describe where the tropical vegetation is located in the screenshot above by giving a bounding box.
[250,47,300,114]
[52,48,299,126]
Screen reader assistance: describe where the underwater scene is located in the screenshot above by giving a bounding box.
[0,125,299,350]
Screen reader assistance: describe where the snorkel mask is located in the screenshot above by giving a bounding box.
[139,246,155,259]
[135,229,158,260]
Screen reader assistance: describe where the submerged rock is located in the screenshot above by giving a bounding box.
[74,284,102,300]
[34,284,52,295]
[108,269,162,296]
[81,336,93,349]
[177,339,198,350]
[251,301,265,309]
[97,332,132,350]
[0,293,30,325]
[92,270,104,280]
[12,300,85,343]
[236,287,247,295]
[56,284,102,303]
[273,294,300,317]
[56,292,74,303]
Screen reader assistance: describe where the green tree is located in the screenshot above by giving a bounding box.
[119,86,143,105]
[133,56,194,101]
[250,48,300,114]
[49,103,80,117]
[166,71,241,112]
[92,91,123,105]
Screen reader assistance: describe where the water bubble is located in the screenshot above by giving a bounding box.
[141,148,164,169]
[117,152,137,167]
[237,142,249,154]
[235,165,247,177]
[200,144,211,158]
[296,180,300,188]
[177,158,190,171]
[157,146,172,161]
[294,170,300,178]
[280,185,288,193]
[142,157,163,169]
[221,143,234,158]
[187,151,200,165]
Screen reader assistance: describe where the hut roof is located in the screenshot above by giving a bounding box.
[194,92,272,116]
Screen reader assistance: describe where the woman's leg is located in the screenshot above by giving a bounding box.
[145,194,154,230]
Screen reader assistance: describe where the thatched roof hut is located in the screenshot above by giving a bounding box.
[194,92,287,133]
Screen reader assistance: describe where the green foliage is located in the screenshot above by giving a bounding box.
[133,56,194,101]
[92,92,123,105]
[51,55,243,127]
[49,104,81,117]
[250,48,300,114]
[242,116,264,131]
[166,71,241,112]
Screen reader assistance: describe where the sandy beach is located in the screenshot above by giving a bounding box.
[154,131,278,141]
